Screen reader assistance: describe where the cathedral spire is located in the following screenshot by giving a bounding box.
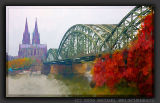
[35,18,38,32]
[32,18,40,44]
[22,18,30,44]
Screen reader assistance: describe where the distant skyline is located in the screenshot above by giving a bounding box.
[6,6,135,56]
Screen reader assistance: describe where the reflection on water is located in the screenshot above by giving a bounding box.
[6,74,71,97]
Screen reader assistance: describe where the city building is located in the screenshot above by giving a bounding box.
[18,18,47,60]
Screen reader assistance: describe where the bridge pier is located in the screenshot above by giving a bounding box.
[72,63,87,74]
[43,62,94,76]
[51,64,73,75]
[41,64,51,75]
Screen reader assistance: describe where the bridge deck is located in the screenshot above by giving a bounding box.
[43,55,99,65]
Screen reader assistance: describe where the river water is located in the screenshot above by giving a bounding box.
[6,74,71,97]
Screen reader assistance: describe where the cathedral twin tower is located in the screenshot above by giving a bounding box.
[22,18,40,44]
[18,18,47,60]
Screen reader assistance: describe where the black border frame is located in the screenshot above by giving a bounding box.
[1,0,160,103]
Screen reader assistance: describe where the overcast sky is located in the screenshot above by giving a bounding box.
[6,6,135,56]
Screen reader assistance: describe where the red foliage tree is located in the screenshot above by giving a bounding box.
[126,13,154,97]
[92,12,154,97]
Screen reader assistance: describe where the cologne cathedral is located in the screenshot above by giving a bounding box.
[18,18,47,60]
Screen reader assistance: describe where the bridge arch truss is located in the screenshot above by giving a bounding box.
[46,6,153,62]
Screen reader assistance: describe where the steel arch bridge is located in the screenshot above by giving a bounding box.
[45,6,152,64]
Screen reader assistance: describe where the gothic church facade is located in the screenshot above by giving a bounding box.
[18,18,47,60]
